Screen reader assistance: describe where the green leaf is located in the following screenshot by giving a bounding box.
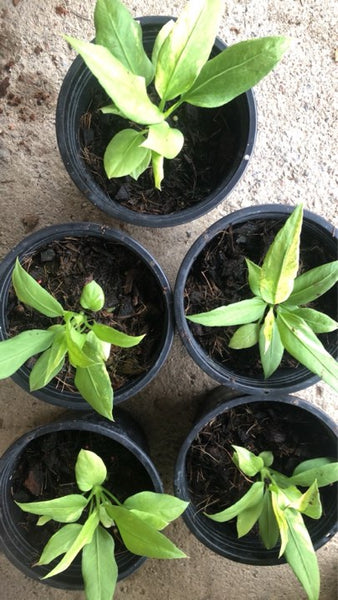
[182,36,290,107]
[206,481,264,522]
[187,297,266,327]
[269,468,292,489]
[284,508,320,600]
[100,102,126,117]
[287,481,322,520]
[43,511,100,579]
[129,150,151,181]
[12,258,64,318]
[64,37,164,125]
[94,0,154,84]
[292,457,336,476]
[37,515,51,526]
[270,489,289,557]
[92,323,145,348]
[99,504,114,528]
[155,0,224,101]
[123,492,188,531]
[75,362,113,420]
[151,20,175,68]
[152,151,164,190]
[276,308,338,392]
[75,449,107,492]
[285,260,338,306]
[0,329,55,379]
[245,258,262,297]
[285,307,337,334]
[29,329,67,391]
[80,281,105,312]
[107,505,186,559]
[232,446,264,477]
[259,451,274,467]
[260,205,303,304]
[289,463,338,488]
[259,311,284,378]
[258,491,279,549]
[236,499,264,537]
[16,495,88,523]
[74,333,113,420]
[65,323,96,369]
[82,526,118,600]
[37,524,82,565]
[140,122,184,159]
[103,129,149,179]
[228,322,260,349]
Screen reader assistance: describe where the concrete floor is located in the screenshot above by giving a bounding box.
[0,0,337,598]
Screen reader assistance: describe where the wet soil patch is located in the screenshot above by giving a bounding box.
[12,427,154,561]
[7,235,166,393]
[187,401,336,536]
[79,83,237,216]
[184,217,337,378]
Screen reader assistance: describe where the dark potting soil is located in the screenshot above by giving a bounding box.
[184,217,337,378]
[12,428,154,561]
[79,84,237,215]
[7,236,166,393]
[187,401,336,535]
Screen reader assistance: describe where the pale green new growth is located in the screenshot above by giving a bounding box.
[187,204,338,391]
[206,445,338,600]
[0,259,145,420]
[16,449,188,600]
[65,0,289,189]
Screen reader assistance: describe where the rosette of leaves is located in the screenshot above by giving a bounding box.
[0,259,145,420]
[64,0,289,189]
[187,204,338,391]
[206,445,338,600]
[16,449,188,600]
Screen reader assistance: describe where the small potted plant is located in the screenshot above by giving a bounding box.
[174,388,338,600]
[56,0,289,227]
[0,409,188,597]
[0,223,174,418]
[174,204,338,394]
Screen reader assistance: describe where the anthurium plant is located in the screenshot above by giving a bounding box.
[64,0,289,189]
[0,259,145,419]
[16,449,188,600]
[187,204,338,391]
[206,445,338,600]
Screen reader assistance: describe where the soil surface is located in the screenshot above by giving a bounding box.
[184,217,337,377]
[81,85,237,215]
[7,236,166,393]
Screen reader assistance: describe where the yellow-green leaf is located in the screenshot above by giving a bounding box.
[64,37,163,125]
[155,0,224,101]
[187,297,266,327]
[12,258,64,317]
[260,205,303,304]
[94,0,154,84]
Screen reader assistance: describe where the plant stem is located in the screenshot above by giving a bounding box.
[102,487,122,506]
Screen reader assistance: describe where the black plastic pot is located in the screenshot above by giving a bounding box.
[174,204,337,395]
[0,408,163,588]
[56,16,256,228]
[174,387,338,565]
[0,222,174,409]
